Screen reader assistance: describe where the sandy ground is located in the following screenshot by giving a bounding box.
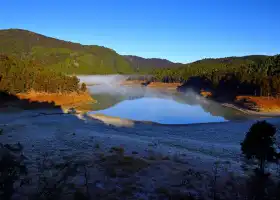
[222,103,280,117]
[236,95,280,112]
[1,108,280,199]
[17,91,96,109]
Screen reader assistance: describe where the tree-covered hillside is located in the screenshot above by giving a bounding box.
[0,29,134,75]
[2,28,279,99]
[123,55,182,73]
[0,54,83,94]
[153,54,280,98]
[153,55,269,81]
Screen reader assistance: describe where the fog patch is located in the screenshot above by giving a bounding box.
[77,75,129,85]
[78,75,168,98]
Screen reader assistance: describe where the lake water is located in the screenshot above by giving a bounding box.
[86,83,255,125]
[0,75,278,186]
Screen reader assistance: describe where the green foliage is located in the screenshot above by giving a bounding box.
[2,28,280,98]
[154,55,280,97]
[0,29,134,75]
[80,83,87,92]
[0,55,82,94]
[110,146,125,155]
[154,55,269,81]
[123,55,182,72]
[241,121,278,173]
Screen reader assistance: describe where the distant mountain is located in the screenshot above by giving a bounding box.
[191,55,269,65]
[123,54,270,73]
[0,29,134,74]
[153,53,276,84]
[0,29,272,76]
[123,55,183,72]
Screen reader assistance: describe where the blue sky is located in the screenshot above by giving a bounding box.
[1,0,279,63]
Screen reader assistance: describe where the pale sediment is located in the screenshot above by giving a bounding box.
[222,103,280,117]
[86,113,135,127]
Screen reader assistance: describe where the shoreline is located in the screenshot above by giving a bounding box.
[1,106,276,199]
[120,80,180,90]
[16,90,96,111]
[85,112,233,127]
[221,103,280,117]
[121,80,280,117]
[2,88,280,199]
[12,85,280,124]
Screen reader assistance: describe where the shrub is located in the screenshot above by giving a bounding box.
[241,120,278,174]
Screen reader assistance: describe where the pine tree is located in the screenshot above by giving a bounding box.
[241,120,278,174]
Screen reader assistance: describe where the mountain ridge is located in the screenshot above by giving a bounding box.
[0,28,133,74]
[0,29,276,75]
[123,55,183,72]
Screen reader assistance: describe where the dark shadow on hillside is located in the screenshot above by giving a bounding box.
[0,91,61,110]
[177,76,238,102]
[177,76,212,94]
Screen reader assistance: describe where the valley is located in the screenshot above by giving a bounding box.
[1,29,280,200]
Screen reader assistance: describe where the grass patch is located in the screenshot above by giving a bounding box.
[155,187,170,196]
[73,190,88,200]
[155,187,197,199]
[94,143,100,149]
[147,155,156,160]
[100,154,149,176]
[148,143,156,147]
[98,153,106,162]
[106,167,117,178]
[110,146,125,155]
[162,156,170,160]
[119,185,139,198]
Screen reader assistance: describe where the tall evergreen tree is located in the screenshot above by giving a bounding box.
[241,120,278,174]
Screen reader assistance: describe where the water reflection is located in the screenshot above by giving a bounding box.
[91,97,227,124]
[87,85,254,124]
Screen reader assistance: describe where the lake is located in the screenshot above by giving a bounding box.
[81,75,256,125]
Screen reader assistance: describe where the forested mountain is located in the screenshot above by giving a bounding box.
[153,55,271,82]
[1,28,280,99]
[123,55,182,73]
[0,29,133,74]
[0,54,84,94]
[153,54,280,99]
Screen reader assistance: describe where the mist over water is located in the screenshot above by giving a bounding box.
[78,75,143,96]
[81,75,254,124]
[77,75,128,86]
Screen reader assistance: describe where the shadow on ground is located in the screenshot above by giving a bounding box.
[0,91,61,110]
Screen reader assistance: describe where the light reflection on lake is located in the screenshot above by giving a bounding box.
[90,97,227,124]
[87,84,255,125]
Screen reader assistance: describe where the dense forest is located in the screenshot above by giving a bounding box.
[152,55,280,98]
[0,54,84,94]
[123,55,182,73]
[1,29,280,99]
[0,29,134,75]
